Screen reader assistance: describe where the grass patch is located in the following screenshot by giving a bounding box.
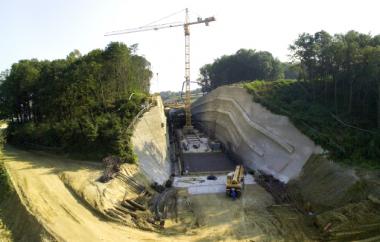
[0,128,12,202]
[0,129,13,241]
[243,80,380,169]
[0,161,12,202]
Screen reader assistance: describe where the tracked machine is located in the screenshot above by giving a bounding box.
[226,165,245,199]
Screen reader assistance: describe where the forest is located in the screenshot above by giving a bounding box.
[198,49,298,92]
[202,30,380,168]
[0,42,152,161]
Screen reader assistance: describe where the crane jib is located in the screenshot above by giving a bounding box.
[105,9,215,129]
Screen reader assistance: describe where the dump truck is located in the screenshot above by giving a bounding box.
[226,165,245,199]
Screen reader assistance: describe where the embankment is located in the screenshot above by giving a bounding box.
[131,96,171,184]
[289,155,380,241]
[192,86,321,183]
[0,153,53,242]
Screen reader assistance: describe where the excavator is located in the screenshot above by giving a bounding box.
[226,165,245,199]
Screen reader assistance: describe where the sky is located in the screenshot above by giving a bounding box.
[1,0,380,93]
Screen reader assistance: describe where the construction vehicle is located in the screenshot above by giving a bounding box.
[226,165,245,199]
[105,9,215,132]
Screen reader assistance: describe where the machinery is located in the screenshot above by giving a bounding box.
[226,165,245,199]
[105,9,215,131]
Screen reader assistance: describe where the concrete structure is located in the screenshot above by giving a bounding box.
[173,174,255,195]
[177,128,236,174]
[131,97,171,184]
[182,152,235,174]
[191,86,321,183]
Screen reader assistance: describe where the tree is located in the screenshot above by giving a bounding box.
[0,42,152,160]
[198,49,283,92]
[290,30,380,129]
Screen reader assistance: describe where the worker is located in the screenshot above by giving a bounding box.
[230,188,237,200]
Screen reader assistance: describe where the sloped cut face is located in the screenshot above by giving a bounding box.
[191,86,318,183]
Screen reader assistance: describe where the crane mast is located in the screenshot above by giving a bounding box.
[184,9,192,130]
[105,8,215,131]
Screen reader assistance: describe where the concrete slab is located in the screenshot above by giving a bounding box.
[173,174,255,195]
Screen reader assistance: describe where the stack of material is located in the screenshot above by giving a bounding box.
[99,156,122,183]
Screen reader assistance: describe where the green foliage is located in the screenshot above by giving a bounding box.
[0,42,152,161]
[289,30,380,128]
[0,129,5,151]
[160,88,203,103]
[0,127,10,203]
[198,49,292,92]
[0,161,12,202]
[244,80,380,169]
[199,30,380,168]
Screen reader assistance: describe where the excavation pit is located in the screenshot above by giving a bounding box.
[176,128,237,175]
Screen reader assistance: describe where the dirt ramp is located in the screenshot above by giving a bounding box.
[1,191,53,242]
[1,149,54,242]
[289,155,380,210]
[289,155,380,241]
[288,155,360,209]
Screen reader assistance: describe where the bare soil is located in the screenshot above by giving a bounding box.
[2,146,319,241]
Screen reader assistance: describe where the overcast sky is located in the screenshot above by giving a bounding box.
[1,0,380,92]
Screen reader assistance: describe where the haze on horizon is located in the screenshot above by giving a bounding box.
[1,0,380,92]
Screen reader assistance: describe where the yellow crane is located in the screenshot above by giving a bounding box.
[105,9,215,131]
[226,165,245,199]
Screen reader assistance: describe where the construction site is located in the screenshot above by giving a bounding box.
[1,5,380,242]
[0,86,379,241]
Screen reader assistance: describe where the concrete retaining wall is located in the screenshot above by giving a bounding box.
[191,86,321,183]
[131,96,170,184]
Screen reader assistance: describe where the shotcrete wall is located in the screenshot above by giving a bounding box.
[191,86,321,183]
[131,96,170,184]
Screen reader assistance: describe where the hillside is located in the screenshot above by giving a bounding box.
[198,30,380,169]
[244,80,380,168]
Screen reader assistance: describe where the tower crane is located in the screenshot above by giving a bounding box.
[105,8,215,131]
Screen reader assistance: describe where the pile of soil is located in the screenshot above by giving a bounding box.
[288,155,380,241]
